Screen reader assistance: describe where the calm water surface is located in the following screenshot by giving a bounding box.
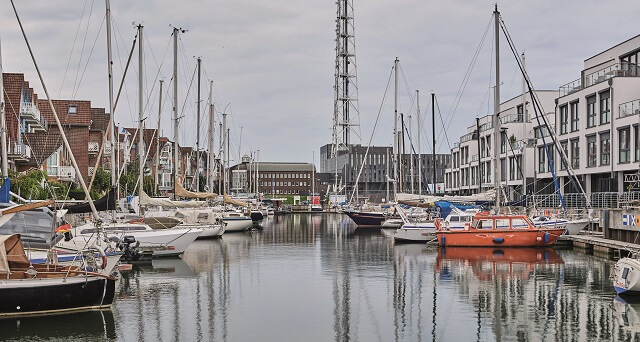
[1,213,638,341]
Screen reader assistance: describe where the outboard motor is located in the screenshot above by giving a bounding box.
[109,235,142,262]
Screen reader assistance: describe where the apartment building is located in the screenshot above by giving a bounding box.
[537,35,640,195]
[444,90,557,198]
[230,158,315,196]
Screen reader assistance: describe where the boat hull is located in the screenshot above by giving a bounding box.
[382,219,403,229]
[223,217,253,232]
[345,211,386,227]
[565,218,590,235]
[613,258,640,295]
[436,228,565,247]
[0,276,116,317]
[182,224,224,238]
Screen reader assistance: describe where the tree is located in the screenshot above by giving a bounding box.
[119,160,155,196]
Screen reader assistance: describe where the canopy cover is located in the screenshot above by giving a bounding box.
[0,234,29,278]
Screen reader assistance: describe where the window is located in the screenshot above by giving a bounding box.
[68,105,77,114]
[560,105,568,134]
[570,101,579,132]
[517,104,524,122]
[560,141,568,170]
[486,135,491,156]
[46,150,60,176]
[633,125,640,161]
[516,156,522,180]
[587,135,596,167]
[500,158,506,181]
[586,95,596,128]
[480,138,485,158]
[486,161,491,183]
[570,139,579,169]
[547,144,555,173]
[509,157,515,180]
[619,127,631,163]
[600,91,610,124]
[538,146,546,173]
[500,131,507,154]
[600,132,610,166]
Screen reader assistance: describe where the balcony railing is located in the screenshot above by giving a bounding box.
[58,166,76,181]
[619,98,640,118]
[559,78,582,97]
[88,167,96,177]
[88,142,100,154]
[19,102,47,133]
[499,114,524,125]
[8,142,32,160]
[584,62,639,88]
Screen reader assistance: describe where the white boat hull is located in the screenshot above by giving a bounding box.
[223,217,253,232]
[178,223,224,238]
[382,219,403,229]
[564,218,590,235]
[614,258,640,295]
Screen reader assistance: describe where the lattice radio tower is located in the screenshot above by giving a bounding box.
[332,0,361,160]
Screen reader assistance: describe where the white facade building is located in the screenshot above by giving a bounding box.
[444,90,557,199]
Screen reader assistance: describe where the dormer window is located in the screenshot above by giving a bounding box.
[68,105,77,114]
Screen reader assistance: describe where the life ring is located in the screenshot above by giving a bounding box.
[90,244,108,270]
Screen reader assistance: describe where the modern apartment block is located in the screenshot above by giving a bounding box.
[444,34,640,197]
[444,90,557,198]
[537,35,640,195]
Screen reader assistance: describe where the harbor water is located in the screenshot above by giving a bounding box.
[1,213,637,341]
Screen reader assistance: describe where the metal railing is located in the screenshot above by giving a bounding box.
[8,141,32,159]
[559,78,582,97]
[619,98,640,118]
[58,166,76,181]
[499,114,524,124]
[529,191,640,209]
[584,62,639,88]
[88,142,100,154]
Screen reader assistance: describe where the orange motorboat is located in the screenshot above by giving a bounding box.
[434,212,566,247]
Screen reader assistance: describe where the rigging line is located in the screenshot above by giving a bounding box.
[72,15,106,100]
[179,62,198,133]
[434,96,452,152]
[58,0,89,98]
[71,0,96,100]
[398,63,417,116]
[437,15,493,144]
[112,20,136,126]
[348,66,394,203]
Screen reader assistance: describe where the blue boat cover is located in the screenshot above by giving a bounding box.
[0,177,10,204]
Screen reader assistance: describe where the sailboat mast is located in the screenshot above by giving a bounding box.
[431,92,436,194]
[417,90,421,195]
[409,113,414,194]
[222,113,227,194]
[218,122,222,193]
[173,27,179,197]
[0,38,8,177]
[393,57,399,198]
[493,5,501,212]
[207,81,214,191]
[521,52,527,197]
[105,0,116,190]
[196,57,201,192]
[155,79,163,195]
[137,24,144,200]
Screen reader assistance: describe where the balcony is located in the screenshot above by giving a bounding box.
[88,142,100,155]
[560,63,640,97]
[88,167,96,177]
[57,166,76,182]
[499,114,524,125]
[19,102,47,133]
[559,78,582,97]
[619,99,640,118]
[8,142,32,162]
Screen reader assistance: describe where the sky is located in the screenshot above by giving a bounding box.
[1,0,639,167]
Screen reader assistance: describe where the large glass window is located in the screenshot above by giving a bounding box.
[586,95,596,128]
[547,144,555,172]
[509,157,515,180]
[587,135,597,167]
[485,161,491,183]
[560,141,568,170]
[500,158,506,181]
[480,138,485,158]
[560,105,568,134]
[538,146,546,173]
[619,127,631,163]
[500,131,507,154]
[635,125,640,162]
[46,150,59,176]
[570,101,579,132]
[600,91,610,125]
[571,139,580,169]
[516,155,522,180]
[600,132,610,166]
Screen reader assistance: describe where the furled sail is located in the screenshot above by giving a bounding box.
[66,188,117,213]
[223,194,248,207]
[175,178,217,199]
[139,190,206,208]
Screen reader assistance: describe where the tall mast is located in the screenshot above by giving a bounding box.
[521,51,527,197]
[155,80,163,195]
[226,127,230,194]
[393,57,399,198]
[207,80,214,191]
[105,0,116,190]
[409,113,414,194]
[222,113,227,194]
[195,57,201,192]
[0,37,8,177]
[432,92,436,194]
[172,27,179,197]
[493,5,501,212]
[417,90,421,195]
[137,24,144,199]
[218,122,222,194]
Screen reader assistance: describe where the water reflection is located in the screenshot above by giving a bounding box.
[0,310,116,342]
[8,213,640,341]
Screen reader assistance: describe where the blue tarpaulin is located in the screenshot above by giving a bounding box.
[0,177,10,203]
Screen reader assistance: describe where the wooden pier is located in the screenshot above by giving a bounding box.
[558,233,640,259]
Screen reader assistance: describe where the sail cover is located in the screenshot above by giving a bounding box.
[0,234,29,278]
[396,189,496,207]
[223,194,248,207]
[139,190,206,208]
[66,188,117,213]
[175,179,217,199]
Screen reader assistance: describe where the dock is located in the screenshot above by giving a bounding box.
[558,233,640,259]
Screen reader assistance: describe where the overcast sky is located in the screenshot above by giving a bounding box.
[2,0,639,166]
